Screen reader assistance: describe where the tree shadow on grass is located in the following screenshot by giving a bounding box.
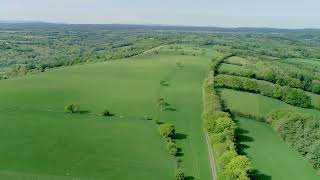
[237,143,250,155]
[176,148,184,157]
[238,134,254,143]
[235,128,254,155]
[251,169,272,180]
[79,110,90,114]
[174,133,188,140]
[185,176,195,180]
[165,107,177,111]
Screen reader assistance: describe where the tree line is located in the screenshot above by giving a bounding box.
[214,74,312,108]
[219,59,320,94]
[203,70,252,180]
[268,110,320,170]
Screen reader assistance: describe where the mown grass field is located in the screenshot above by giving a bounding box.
[0,53,211,179]
[219,88,320,117]
[236,117,319,180]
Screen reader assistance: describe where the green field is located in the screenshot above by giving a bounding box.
[236,117,319,180]
[218,63,243,73]
[224,56,251,65]
[219,88,320,117]
[0,53,211,179]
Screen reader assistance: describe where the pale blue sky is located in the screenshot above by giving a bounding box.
[1,0,319,28]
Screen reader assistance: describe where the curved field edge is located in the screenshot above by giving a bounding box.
[0,54,212,179]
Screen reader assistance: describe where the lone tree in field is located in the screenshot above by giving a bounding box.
[65,104,80,113]
[102,109,112,116]
[157,97,166,111]
[160,80,170,87]
[159,123,175,138]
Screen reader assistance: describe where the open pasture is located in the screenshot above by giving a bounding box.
[0,53,211,179]
[236,117,319,180]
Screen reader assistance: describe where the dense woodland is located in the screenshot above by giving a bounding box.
[1,23,320,80]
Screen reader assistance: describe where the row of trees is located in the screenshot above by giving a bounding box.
[158,123,184,180]
[65,104,113,117]
[214,74,312,108]
[268,110,320,169]
[203,71,252,180]
[211,54,235,72]
[220,59,320,94]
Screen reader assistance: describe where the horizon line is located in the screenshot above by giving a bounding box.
[0,20,320,31]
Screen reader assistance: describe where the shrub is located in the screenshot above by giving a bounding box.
[64,104,80,113]
[218,155,252,180]
[268,110,320,169]
[167,141,178,156]
[159,123,175,138]
[312,80,320,94]
[101,109,112,116]
[175,168,185,180]
[218,150,238,168]
[157,97,166,111]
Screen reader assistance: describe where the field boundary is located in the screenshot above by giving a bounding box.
[202,71,217,180]
[204,131,217,180]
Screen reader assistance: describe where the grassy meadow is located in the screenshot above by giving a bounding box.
[219,88,320,117]
[0,53,211,179]
[236,117,319,180]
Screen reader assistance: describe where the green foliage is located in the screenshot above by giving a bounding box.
[268,110,320,169]
[159,123,175,138]
[218,150,237,168]
[202,71,251,179]
[218,156,252,180]
[64,104,80,113]
[101,109,112,116]
[160,80,169,86]
[175,168,185,180]
[219,58,320,94]
[215,74,312,108]
[211,54,234,72]
[167,141,178,156]
[157,97,166,111]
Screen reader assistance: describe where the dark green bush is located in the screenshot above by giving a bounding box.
[167,141,178,156]
[102,109,112,116]
[159,123,175,138]
[64,104,80,113]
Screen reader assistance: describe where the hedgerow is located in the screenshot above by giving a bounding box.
[203,70,252,180]
[211,54,235,73]
[214,74,312,108]
[220,59,320,94]
[268,110,320,169]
